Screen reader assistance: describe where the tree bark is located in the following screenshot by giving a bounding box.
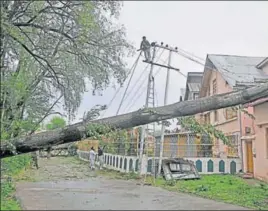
[1,82,268,159]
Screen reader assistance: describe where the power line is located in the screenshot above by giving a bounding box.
[174,50,239,82]
[176,47,205,62]
[122,49,165,105]
[116,52,142,115]
[120,49,166,113]
[101,48,163,117]
[174,49,265,78]
[124,57,170,112]
[100,53,141,118]
[123,83,146,113]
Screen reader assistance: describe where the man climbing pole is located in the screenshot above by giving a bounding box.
[140,36,151,62]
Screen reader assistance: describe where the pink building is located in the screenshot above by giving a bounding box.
[198,55,268,179]
[243,98,268,182]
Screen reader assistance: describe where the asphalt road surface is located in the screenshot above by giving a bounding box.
[15,157,248,210]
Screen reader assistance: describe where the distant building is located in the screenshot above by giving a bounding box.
[184,72,203,101]
[180,88,186,101]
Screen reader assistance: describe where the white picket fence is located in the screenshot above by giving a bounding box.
[77,150,241,175]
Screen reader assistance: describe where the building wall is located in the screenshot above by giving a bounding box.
[262,63,268,74]
[200,69,260,162]
[200,70,241,158]
[253,102,268,182]
[241,107,255,136]
[208,70,236,129]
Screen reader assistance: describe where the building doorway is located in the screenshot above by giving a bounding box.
[245,141,254,174]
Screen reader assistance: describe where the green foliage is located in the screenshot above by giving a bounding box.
[1,155,32,175]
[46,116,66,130]
[179,105,256,146]
[195,184,209,192]
[85,122,131,155]
[232,106,255,120]
[152,175,268,210]
[1,182,20,210]
[179,116,230,145]
[164,179,177,187]
[1,0,133,144]
[1,154,32,210]
[86,123,112,139]
[83,105,107,121]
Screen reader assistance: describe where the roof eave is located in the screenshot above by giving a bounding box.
[244,97,268,107]
[256,57,268,68]
[199,56,214,97]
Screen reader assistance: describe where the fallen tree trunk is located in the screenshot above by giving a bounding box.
[1,82,268,159]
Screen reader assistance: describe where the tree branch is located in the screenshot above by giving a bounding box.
[13,22,74,41]
[9,34,62,86]
[29,94,63,135]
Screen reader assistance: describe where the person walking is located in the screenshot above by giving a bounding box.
[31,151,39,169]
[98,146,104,170]
[89,147,96,170]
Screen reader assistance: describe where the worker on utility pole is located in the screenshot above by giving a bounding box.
[140,36,151,62]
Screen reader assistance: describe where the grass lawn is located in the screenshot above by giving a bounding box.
[1,154,32,210]
[96,169,268,210]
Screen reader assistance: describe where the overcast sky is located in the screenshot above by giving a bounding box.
[73,1,268,125]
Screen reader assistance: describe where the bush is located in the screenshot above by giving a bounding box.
[1,154,32,210]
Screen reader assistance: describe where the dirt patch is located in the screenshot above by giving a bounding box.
[15,156,95,182]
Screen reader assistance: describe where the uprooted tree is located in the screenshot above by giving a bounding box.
[1,81,268,158]
[1,1,268,159]
[0,1,133,153]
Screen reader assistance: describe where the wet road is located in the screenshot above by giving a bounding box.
[15,157,248,210]
[16,179,249,210]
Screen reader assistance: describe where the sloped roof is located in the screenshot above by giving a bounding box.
[257,57,268,68]
[208,54,268,87]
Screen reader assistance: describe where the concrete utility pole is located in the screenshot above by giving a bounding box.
[138,46,157,174]
[158,49,172,175]
[138,42,180,175]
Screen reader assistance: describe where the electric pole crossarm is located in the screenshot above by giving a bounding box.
[154,44,178,52]
[143,61,180,72]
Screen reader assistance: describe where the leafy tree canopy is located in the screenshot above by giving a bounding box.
[45,116,66,130]
[1,1,134,139]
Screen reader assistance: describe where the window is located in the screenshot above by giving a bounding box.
[207,86,210,97]
[214,110,218,122]
[204,113,210,124]
[212,79,217,95]
[225,107,238,120]
[193,93,199,100]
[226,134,239,158]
